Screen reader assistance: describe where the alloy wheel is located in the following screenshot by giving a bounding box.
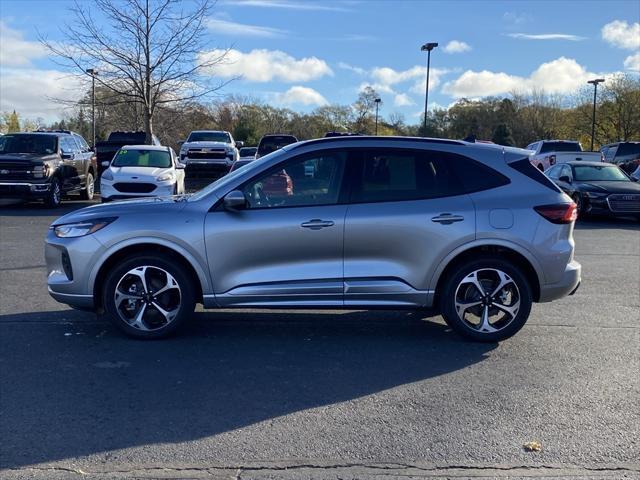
[113,266,182,331]
[454,268,521,334]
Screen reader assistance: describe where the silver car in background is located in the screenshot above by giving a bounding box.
[45,137,581,342]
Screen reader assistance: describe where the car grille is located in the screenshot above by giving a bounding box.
[113,182,156,193]
[0,162,34,181]
[607,194,640,213]
[187,148,228,160]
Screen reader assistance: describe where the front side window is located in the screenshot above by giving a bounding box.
[112,149,172,168]
[60,136,79,154]
[243,151,346,209]
[547,165,561,179]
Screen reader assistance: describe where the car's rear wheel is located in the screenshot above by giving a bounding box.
[440,258,532,342]
[44,178,62,207]
[80,172,95,200]
[103,255,195,339]
[572,193,584,218]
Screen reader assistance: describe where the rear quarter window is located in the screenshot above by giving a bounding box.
[510,158,562,192]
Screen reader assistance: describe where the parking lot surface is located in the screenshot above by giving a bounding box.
[0,198,638,479]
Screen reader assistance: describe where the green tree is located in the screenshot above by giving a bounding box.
[492,123,514,146]
[6,110,20,132]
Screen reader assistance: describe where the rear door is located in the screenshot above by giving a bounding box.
[343,147,477,307]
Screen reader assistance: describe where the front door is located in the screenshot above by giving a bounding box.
[204,150,348,307]
[343,147,476,307]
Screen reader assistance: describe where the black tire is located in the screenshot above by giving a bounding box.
[80,172,95,200]
[44,178,62,207]
[102,255,196,339]
[572,193,585,219]
[440,257,533,342]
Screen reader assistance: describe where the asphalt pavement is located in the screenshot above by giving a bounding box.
[0,197,638,479]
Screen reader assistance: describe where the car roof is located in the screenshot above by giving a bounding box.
[119,145,168,151]
[190,130,229,133]
[602,141,640,147]
[565,161,615,166]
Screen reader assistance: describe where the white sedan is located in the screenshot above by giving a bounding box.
[100,145,186,202]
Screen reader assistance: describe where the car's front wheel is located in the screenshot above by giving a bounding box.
[44,178,62,207]
[440,258,533,342]
[102,255,196,339]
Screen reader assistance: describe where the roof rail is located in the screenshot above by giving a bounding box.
[289,135,465,151]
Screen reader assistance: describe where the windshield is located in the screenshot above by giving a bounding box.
[189,148,288,202]
[0,134,57,155]
[258,136,297,156]
[112,149,171,168]
[540,142,582,153]
[573,165,629,182]
[239,147,257,156]
[187,131,230,143]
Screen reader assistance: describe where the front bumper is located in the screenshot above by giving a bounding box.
[0,181,51,199]
[538,259,581,302]
[100,181,175,201]
[184,158,233,177]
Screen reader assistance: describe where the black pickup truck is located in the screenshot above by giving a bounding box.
[0,131,97,207]
[95,131,161,179]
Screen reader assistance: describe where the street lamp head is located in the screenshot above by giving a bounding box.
[587,78,605,85]
[85,68,99,76]
[374,98,381,104]
[421,42,438,51]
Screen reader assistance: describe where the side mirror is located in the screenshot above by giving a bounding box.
[101,161,110,168]
[559,175,572,183]
[223,190,246,211]
[235,141,244,149]
[178,140,184,146]
[175,162,186,169]
[61,152,73,160]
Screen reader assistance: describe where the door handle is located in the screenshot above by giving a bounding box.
[301,219,335,230]
[431,213,464,225]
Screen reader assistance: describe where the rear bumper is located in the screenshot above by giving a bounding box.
[538,259,581,302]
[0,181,51,199]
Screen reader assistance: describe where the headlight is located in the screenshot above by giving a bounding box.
[53,217,116,238]
[584,191,607,199]
[33,165,49,178]
[157,172,176,182]
[102,169,114,181]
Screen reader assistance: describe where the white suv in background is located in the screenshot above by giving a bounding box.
[179,130,243,176]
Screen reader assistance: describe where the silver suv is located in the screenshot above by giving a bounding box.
[45,137,581,342]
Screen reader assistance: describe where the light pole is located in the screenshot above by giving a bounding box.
[587,78,604,151]
[420,42,438,136]
[85,68,99,147]
[374,98,381,135]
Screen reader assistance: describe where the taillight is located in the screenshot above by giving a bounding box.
[534,203,577,224]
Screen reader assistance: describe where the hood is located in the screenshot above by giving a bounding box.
[577,181,640,194]
[108,165,172,180]
[182,141,232,149]
[51,195,189,227]
[0,153,58,163]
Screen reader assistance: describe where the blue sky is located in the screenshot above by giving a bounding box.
[1,0,638,122]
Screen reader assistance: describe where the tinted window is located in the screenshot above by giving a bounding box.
[510,158,562,192]
[447,152,510,193]
[108,132,147,143]
[560,165,572,179]
[112,149,171,168]
[243,151,345,209]
[540,141,582,153]
[0,134,57,155]
[239,147,257,157]
[615,143,640,157]
[257,136,298,156]
[187,131,230,143]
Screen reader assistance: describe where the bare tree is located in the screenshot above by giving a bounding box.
[42,0,231,142]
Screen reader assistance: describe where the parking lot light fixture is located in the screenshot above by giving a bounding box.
[587,78,605,151]
[374,98,381,135]
[420,42,438,136]
[85,68,99,148]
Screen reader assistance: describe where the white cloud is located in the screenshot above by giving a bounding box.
[199,48,333,82]
[338,62,367,75]
[206,18,286,37]
[602,20,640,50]
[443,40,471,53]
[274,86,327,106]
[442,57,610,98]
[503,12,531,25]
[0,68,83,120]
[508,33,586,41]
[0,21,48,67]
[393,93,414,107]
[223,0,349,12]
[624,52,640,72]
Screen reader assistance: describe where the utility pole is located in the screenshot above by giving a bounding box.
[374,98,381,135]
[85,68,99,147]
[587,78,605,151]
[420,42,438,136]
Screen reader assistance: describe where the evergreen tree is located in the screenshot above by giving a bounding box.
[492,123,514,146]
[7,110,20,132]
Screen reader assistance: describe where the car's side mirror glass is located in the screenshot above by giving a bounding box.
[235,141,244,149]
[101,161,111,167]
[223,190,247,211]
[61,152,73,160]
[559,175,571,183]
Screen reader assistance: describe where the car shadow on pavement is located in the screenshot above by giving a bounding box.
[0,308,496,468]
[0,200,98,217]
[574,215,639,231]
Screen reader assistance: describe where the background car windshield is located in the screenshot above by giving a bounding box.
[573,165,629,182]
[258,137,297,156]
[188,132,230,143]
[0,134,57,154]
[540,142,581,153]
[112,149,171,168]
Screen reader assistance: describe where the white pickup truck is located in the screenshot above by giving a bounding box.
[526,140,603,171]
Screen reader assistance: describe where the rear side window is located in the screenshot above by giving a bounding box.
[615,143,640,157]
[510,158,562,192]
[446,152,510,193]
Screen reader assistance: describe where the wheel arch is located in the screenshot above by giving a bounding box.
[91,240,208,312]
[430,241,543,306]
